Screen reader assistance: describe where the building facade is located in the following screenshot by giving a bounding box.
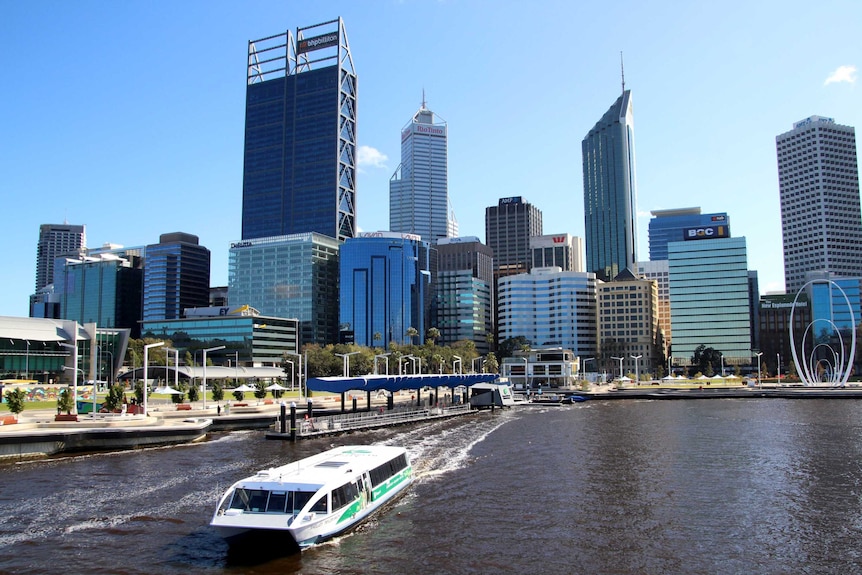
[435,237,493,353]
[241,18,357,242]
[530,233,584,272]
[497,267,598,358]
[389,102,456,242]
[35,223,86,293]
[648,208,730,261]
[339,232,434,348]
[668,236,752,365]
[228,232,340,346]
[637,259,671,355]
[58,253,143,338]
[758,293,811,377]
[485,197,543,281]
[142,233,211,322]
[777,116,862,294]
[582,90,638,281]
[597,270,661,379]
[141,306,299,367]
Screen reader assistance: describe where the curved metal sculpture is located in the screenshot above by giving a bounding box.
[789,279,856,386]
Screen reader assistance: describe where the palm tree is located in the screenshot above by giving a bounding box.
[426,327,440,346]
[405,327,419,345]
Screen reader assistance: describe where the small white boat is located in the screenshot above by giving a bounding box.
[211,445,412,551]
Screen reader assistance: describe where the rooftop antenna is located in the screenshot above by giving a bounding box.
[620,51,625,93]
[421,87,427,110]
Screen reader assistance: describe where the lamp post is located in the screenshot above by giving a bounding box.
[59,342,79,415]
[25,340,30,380]
[234,351,239,388]
[611,356,624,381]
[630,354,643,385]
[143,342,164,416]
[164,347,179,391]
[374,353,391,375]
[754,351,763,388]
[522,357,529,390]
[401,355,414,375]
[284,359,295,391]
[776,353,781,382]
[452,355,462,374]
[284,351,304,399]
[582,357,594,382]
[409,356,420,375]
[668,355,673,378]
[472,356,484,373]
[334,351,360,377]
[720,355,725,377]
[202,345,226,410]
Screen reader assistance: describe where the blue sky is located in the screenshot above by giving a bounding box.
[2,0,860,317]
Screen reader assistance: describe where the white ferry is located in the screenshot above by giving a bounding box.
[211,445,412,551]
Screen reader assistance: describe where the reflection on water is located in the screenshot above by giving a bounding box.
[2,400,862,574]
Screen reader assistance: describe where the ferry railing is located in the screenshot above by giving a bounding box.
[294,403,472,437]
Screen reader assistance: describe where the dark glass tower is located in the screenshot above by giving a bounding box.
[648,207,730,261]
[241,18,357,242]
[582,90,638,281]
[143,233,211,322]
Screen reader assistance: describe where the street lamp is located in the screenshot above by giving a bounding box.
[374,353,391,375]
[409,355,420,375]
[522,357,529,390]
[202,345,226,409]
[777,353,781,382]
[668,355,673,378]
[452,355,462,374]
[284,351,304,399]
[472,356,484,373]
[400,355,414,375]
[59,342,79,415]
[143,342,164,416]
[234,351,239,388]
[611,356,624,381]
[581,357,594,382]
[284,359,295,391]
[164,347,179,391]
[630,354,643,385]
[720,355,725,377]
[754,351,763,388]
[334,351,360,377]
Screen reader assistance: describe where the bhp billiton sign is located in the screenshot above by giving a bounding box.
[298,32,339,54]
[683,225,728,241]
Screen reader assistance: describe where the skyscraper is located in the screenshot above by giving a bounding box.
[390,100,457,242]
[485,197,543,281]
[35,223,86,292]
[582,89,638,281]
[339,232,434,348]
[143,233,211,322]
[776,116,862,294]
[435,237,493,353]
[241,18,357,242]
[648,207,730,261]
[530,234,584,272]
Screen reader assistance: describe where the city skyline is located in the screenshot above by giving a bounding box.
[2,1,860,317]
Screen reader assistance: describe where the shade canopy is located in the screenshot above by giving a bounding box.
[153,386,183,395]
[306,373,498,394]
[230,384,256,392]
[265,383,289,391]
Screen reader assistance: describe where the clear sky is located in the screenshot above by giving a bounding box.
[2,0,860,317]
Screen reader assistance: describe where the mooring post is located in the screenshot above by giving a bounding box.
[280,403,287,434]
[290,403,297,441]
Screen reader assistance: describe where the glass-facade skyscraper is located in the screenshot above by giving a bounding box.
[389,102,456,242]
[142,233,210,322]
[776,116,862,294]
[435,237,493,353]
[668,236,752,364]
[339,232,433,348]
[228,233,340,346]
[241,18,357,242]
[648,207,730,261]
[582,90,638,281]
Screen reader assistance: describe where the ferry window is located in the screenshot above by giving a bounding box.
[332,482,359,510]
[310,496,328,513]
[292,491,315,513]
[267,491,287,513]
[229,488,269,512]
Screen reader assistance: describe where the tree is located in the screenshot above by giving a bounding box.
[253,380,267,401]
[187,384,200,403]
[233,390,245,402]
[691,345,722,378]
[406,327,419,345]
[3,388,26,418]
[57,388,74,414]
[373,332,383,347]
[484,353,499,374]
[103,384,126,411]
[426,327,440,346]
[212,381,225,403]
[497,336,531,360]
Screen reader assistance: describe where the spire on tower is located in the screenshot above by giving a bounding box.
[620,51,625,93]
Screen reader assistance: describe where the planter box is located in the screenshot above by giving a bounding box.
[54,414,78,422]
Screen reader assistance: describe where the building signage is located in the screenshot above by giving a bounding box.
[552,236,566,244]
[230,241,253,249]
[358,231,422,242]
[499,196,523,205]
[710,215,727,222]
[683,225,728,240]
[297,32,339,54]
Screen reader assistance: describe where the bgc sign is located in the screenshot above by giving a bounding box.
[684,225,728,241]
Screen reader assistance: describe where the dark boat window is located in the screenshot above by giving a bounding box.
[310,495,328,513]
[332,482,359,510]
[229,488,269,512]
[267,491,287,513]
[292,491,315,513]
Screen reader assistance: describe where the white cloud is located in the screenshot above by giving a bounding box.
[824,65,857,85]
[357,145,389,169]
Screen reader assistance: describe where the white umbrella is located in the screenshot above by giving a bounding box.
[231,384,256,392]
[265,383,289,391]
[153,386,184,395]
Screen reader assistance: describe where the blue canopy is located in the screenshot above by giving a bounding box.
[306,373,498,394]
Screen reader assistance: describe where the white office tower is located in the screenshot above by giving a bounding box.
[777,116,862,294]
[390,100,456,242]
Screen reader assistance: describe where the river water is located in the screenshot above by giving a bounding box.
[2,398,862,574]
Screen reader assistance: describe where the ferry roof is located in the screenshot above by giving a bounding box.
[244,445,407,487]
[306,373,497,394]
